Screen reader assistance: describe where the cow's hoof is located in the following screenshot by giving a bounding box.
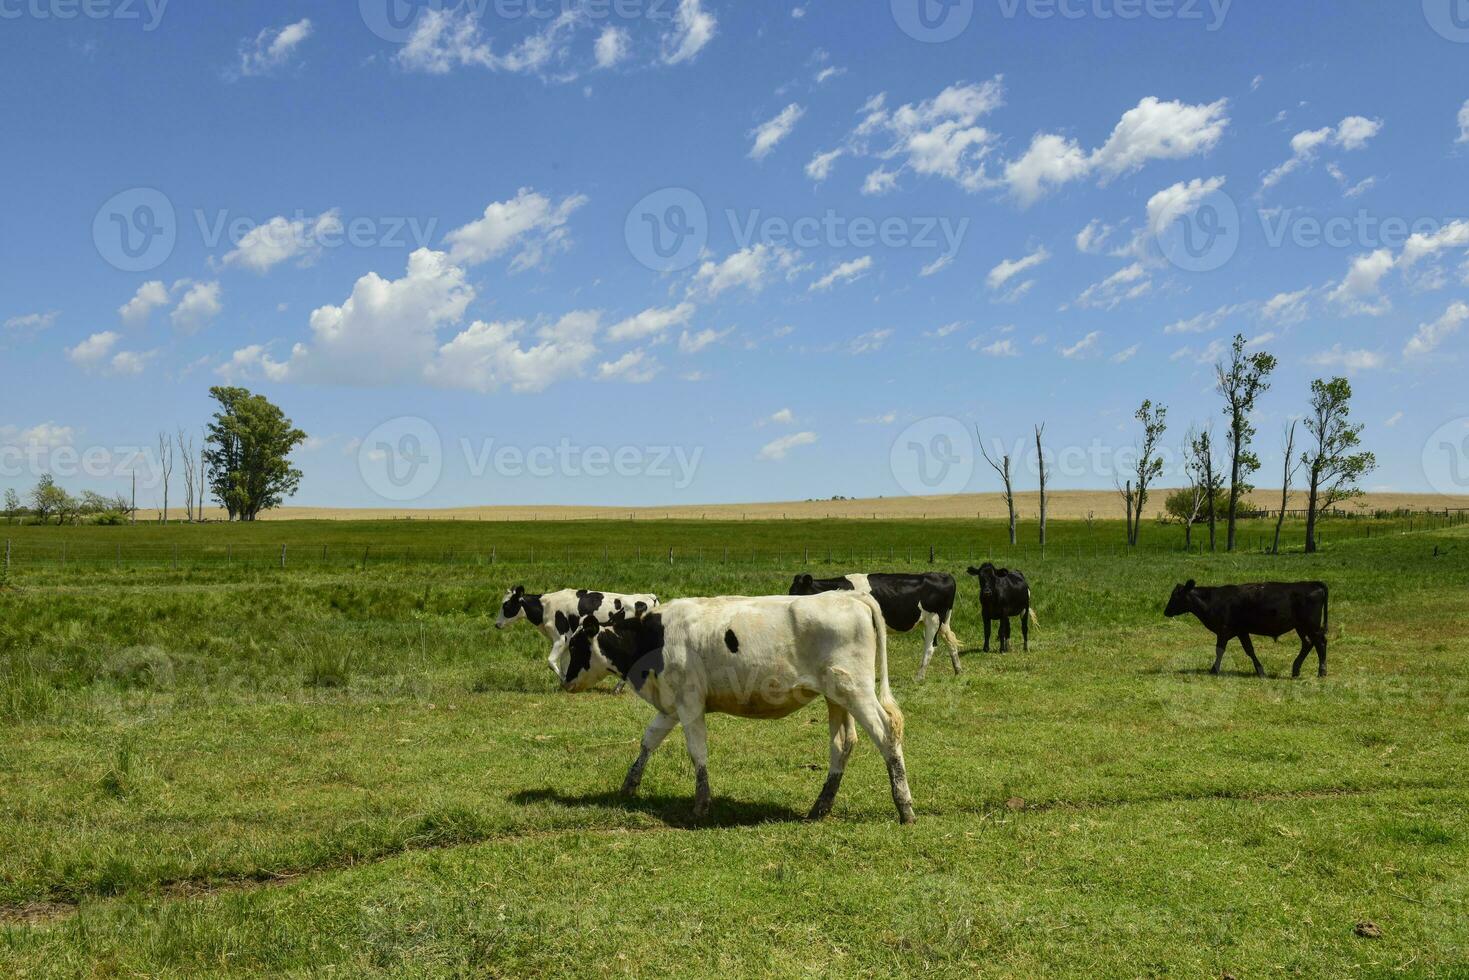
[1291,671,1302,679]
[691,800,710,820]
[914,673,927,683]
[619,779,641,797]
[807,802,832,821]
[896,806,916,826]
[1318,670,1328,678]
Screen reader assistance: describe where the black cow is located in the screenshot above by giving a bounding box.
[789,572,961,680]
[965,563,1037,653]
[1164,580,1329,678]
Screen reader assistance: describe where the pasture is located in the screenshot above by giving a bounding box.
[1,517,1466,977]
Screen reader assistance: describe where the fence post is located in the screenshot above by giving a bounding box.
[281,544,287,569]
[227,545,232,566]
[667,547,674,566]
[3,539,9,580]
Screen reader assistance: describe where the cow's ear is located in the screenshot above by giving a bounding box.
[634,601,648,617]
[966,566,981,576]
[1184,579,1195,591]
[799,574,813,587]
[511,585,524,597]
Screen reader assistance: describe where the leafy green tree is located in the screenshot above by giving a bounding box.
[28,475,69,525]
[1215,334,1277,552]
[1122,400,1167,547]
[202,386,307,522]
[1301,377,1376,554]
[3,489,19,522]
[1185,425,1224,551]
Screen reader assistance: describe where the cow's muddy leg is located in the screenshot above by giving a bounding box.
[1238,634,1266,677]
[916,615,939,681]
[808,701,858,820]
[846,694,915,825]
[679,709,711,819]
[622,712,677,796]
[1211,638,1227,675]
[1291,630,1312,679]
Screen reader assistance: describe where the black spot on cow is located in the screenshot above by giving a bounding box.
[590,613,667,692]
[554,610,577,636]
[504,585,545,627]
[563,617,596,686]
[576,590,605,617]
[725,629,739,653]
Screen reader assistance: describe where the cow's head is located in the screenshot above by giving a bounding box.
[495,586,527,629]
[1164,580,1196,618]
[547,614,613,692]
[612,596,657,618]
[789,573,818,596]
[967,563,999,600]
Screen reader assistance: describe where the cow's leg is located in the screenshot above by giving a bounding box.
[1238,634,1266,678]
[1211,637,1227,675]
[999,616,1011,653]
[916,614,939,681]
[621,712,678,796]
[943,612,962,675]
[808,701,858,820]
[982,615,992,653]
[679,707,711,819]
[1314,630,1328,678]
[1291,629,1312,679]
[1021,607,1030,652]
[843,693,916,825]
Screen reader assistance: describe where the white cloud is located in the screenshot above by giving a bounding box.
[662,0,717,65]
[1399,220,1469,271]
[758,431,817,460]
[1163,303,1249,335]
[1059,331,1102,359]
[593,26,630,68]
[1075,263,1151,310]
[978,338,1018,357]
[850,79,1005,195]
[607,302,697,343]
[986,246,1049,291]
[1262,288,1313,325]
[806,147,844,182]
[1,422,74,451]
[763,408,795,426]
[750,103,804,161]
[1075,219,1113,254]
[1384,411,1404,428]
[220,210,343,273]
[170,281,223,333]
[677,326,731,354]
[690,244,799,298]
[926,321,963,338]
[107,349,153,375]
[597,348,660,383]
[848,328,892,354]
[1405,301,1468,357]
[1262,115,1382,191]
[1308,344,1384,373]
[1112,343,1140,363]
[810,255,873,291]
[444,188,587,270]
[234,18,312,78]
[3,310,58,335]
[1004,96,1229,205]
[431,310,603,393]
[1328,249,1394,315]
[1459,99,1469,144]
[119,280,170,324]
[1146,176,1226,237]
[815,65,843,84]
[859,412,898,425]
[919,254,953,277]
[66,331,118,367]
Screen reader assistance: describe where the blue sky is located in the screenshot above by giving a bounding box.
[3,0,1469,509]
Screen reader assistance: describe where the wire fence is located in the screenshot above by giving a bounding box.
[2,510,1463,575]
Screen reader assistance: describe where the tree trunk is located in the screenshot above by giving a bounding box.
[1226,423,1242,552]
[1035,425,1047,547]
[1304,472,1321,554]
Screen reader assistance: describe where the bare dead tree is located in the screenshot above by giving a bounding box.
[177,428,197,523]
[1271,420,1302,555]
[1126,400,1168,547]
[198,438,207,521]
[1035,423,1048,547]
[1117,478,1136,545]
[977,428,1017,545]
[156,432,174,525]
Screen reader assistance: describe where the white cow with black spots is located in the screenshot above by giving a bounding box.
[550,592,916,824]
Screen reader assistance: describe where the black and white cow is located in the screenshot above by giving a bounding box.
[965,563,1038,653]
[788,572,961,681]
[550,593,916,824]
[1164,580,1330,678]
[497,586,660,692]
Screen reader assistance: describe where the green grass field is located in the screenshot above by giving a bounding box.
[1,517,1466,977]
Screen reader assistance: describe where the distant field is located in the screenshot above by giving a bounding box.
[121,488,1469,523]
[1,518,1466,976]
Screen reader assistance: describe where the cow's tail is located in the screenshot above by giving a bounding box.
[860,594,903,745]
[1322,586,1329,635]
[938,608,962,652]
[1028,590,1040,628]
